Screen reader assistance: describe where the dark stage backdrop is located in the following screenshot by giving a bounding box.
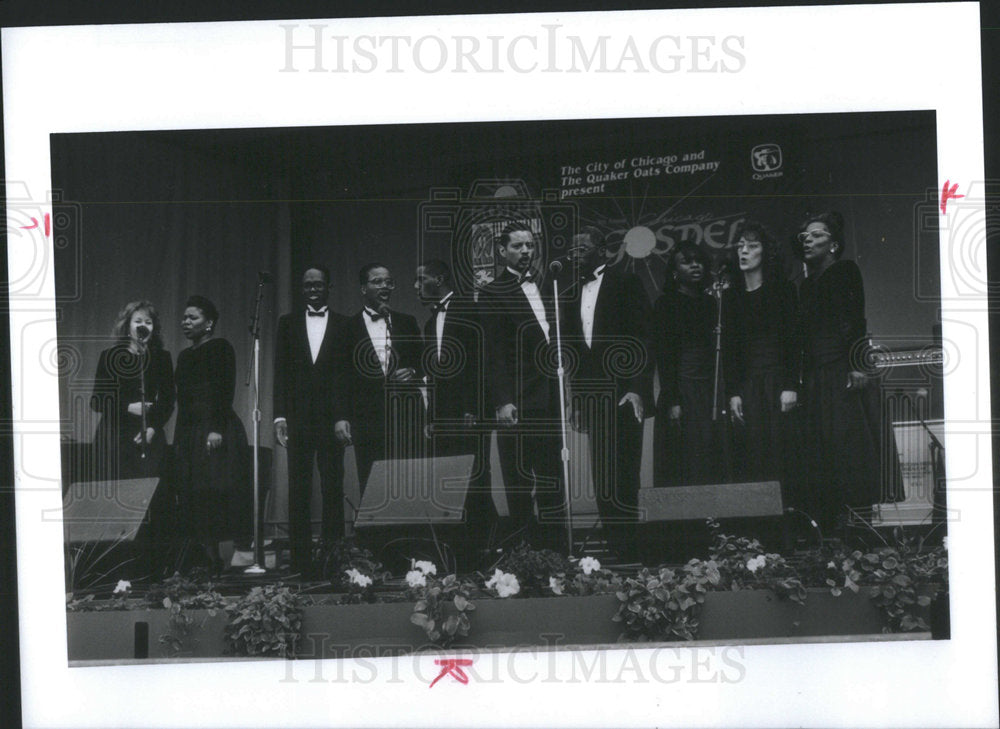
[52,110,940,533]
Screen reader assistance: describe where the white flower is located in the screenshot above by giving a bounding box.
[113,580,131,595]
[345,568,372,588]
[411,559,437,576]
[548,577,564,595]
[485,569,520,598]
[745,555,767,574]
[578,556,601,575]
[827,561,836,569]
[405,570,427,589]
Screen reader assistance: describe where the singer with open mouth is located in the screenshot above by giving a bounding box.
[333,264,423,492]
[89,299,176,481]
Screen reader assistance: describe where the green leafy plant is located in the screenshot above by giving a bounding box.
[320,538,387,590]
[494,542,574,596]
[832,544,947,632]
[707,520,806,604]
[548,556,623,597]
[410,574,476,648]
[224,583,303,658]
[613,562,720,641]
[147,573,227,656]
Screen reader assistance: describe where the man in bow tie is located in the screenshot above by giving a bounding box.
[274,265,349,576]
[415,258,494,569]
[561,228,653,561]
[479,222,566,552]
[334,263,423,493]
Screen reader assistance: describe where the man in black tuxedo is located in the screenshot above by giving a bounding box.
[334,263,423,493]
[415,258,494,568]
[479,223,565,553]
[273,265,348,576]
[561,227,652,560]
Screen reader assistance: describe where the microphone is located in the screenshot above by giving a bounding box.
[377,303,392,331]
[136,325,151,342]
[258,271,273,283]
[549,256,571,274]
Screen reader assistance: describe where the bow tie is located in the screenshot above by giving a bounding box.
[306,307,328,317]
[366,309,389,323]
[580,270,599,284]
[518,272,535,285]
[432,301,449,315]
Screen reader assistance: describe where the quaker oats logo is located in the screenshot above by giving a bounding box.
[751,144,784,180]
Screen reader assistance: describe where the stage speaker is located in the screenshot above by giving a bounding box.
[638,481,783,522]
[354,454,475,527]
[62,477,160,543]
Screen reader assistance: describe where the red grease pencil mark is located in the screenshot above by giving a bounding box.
[429,658,473,688]
[17,213,51,237]
[940,180,964,214]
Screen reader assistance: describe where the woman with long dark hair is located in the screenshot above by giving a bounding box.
[795,211,901,530]
[721,220,800,493]
[172,295,251,572]
[90,300,175,479]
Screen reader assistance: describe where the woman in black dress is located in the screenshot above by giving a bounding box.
[652,241,721,486]
[173,296,251,571]
[90,300,175,480]
[795,211,901,531]
[722,220,800,492]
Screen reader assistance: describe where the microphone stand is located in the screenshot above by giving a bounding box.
[138,340,148,462]
[710,273,733,482]
[551,272,575,557]
[244,277,268,575]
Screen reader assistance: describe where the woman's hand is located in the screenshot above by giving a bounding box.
[729,396,744,424]
[133,427,155,444]
[206,432,223,452]
[668,405,682,423]
[779,390,798,412]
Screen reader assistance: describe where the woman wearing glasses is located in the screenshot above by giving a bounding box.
[795,211,900,531]
[721,221,800,494]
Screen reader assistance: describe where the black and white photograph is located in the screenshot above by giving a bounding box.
[3,4,996,728]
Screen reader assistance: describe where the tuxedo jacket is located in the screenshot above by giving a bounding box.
[273,308,348,427]
[479,268,558,416]
[422,296,487,422]
[333,308,423,444]
[561,266,654,408]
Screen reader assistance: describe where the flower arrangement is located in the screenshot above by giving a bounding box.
[494,542,574,596]
[484,569,520,598]
[223,583,303,658]
[320,538,386,591]
[410,570,477,648]
[548,556,622,597]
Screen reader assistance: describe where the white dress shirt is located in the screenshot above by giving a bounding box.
[508,267,549,343]
[580,265,607,348]
[305,306,328,363]
[363,307,391,374]
[434,291,454,359]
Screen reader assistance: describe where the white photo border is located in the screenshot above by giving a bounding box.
[4,4,997,728]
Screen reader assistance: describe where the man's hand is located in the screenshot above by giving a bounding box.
[619,392,644,422]
[463,412,476,427]
[729,395,744,424]
[334,420,352,444]
[127,401,152,417]
[668,405,682,423]
[569,403,585,433]
[206,432,223,452]
[846,371,867,390]
[391,367,417,382]
[779,390,798,412]
[275,420,288,448]
[497,403,518,426]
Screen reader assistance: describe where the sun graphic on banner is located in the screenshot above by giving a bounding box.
[570,174,745,298]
